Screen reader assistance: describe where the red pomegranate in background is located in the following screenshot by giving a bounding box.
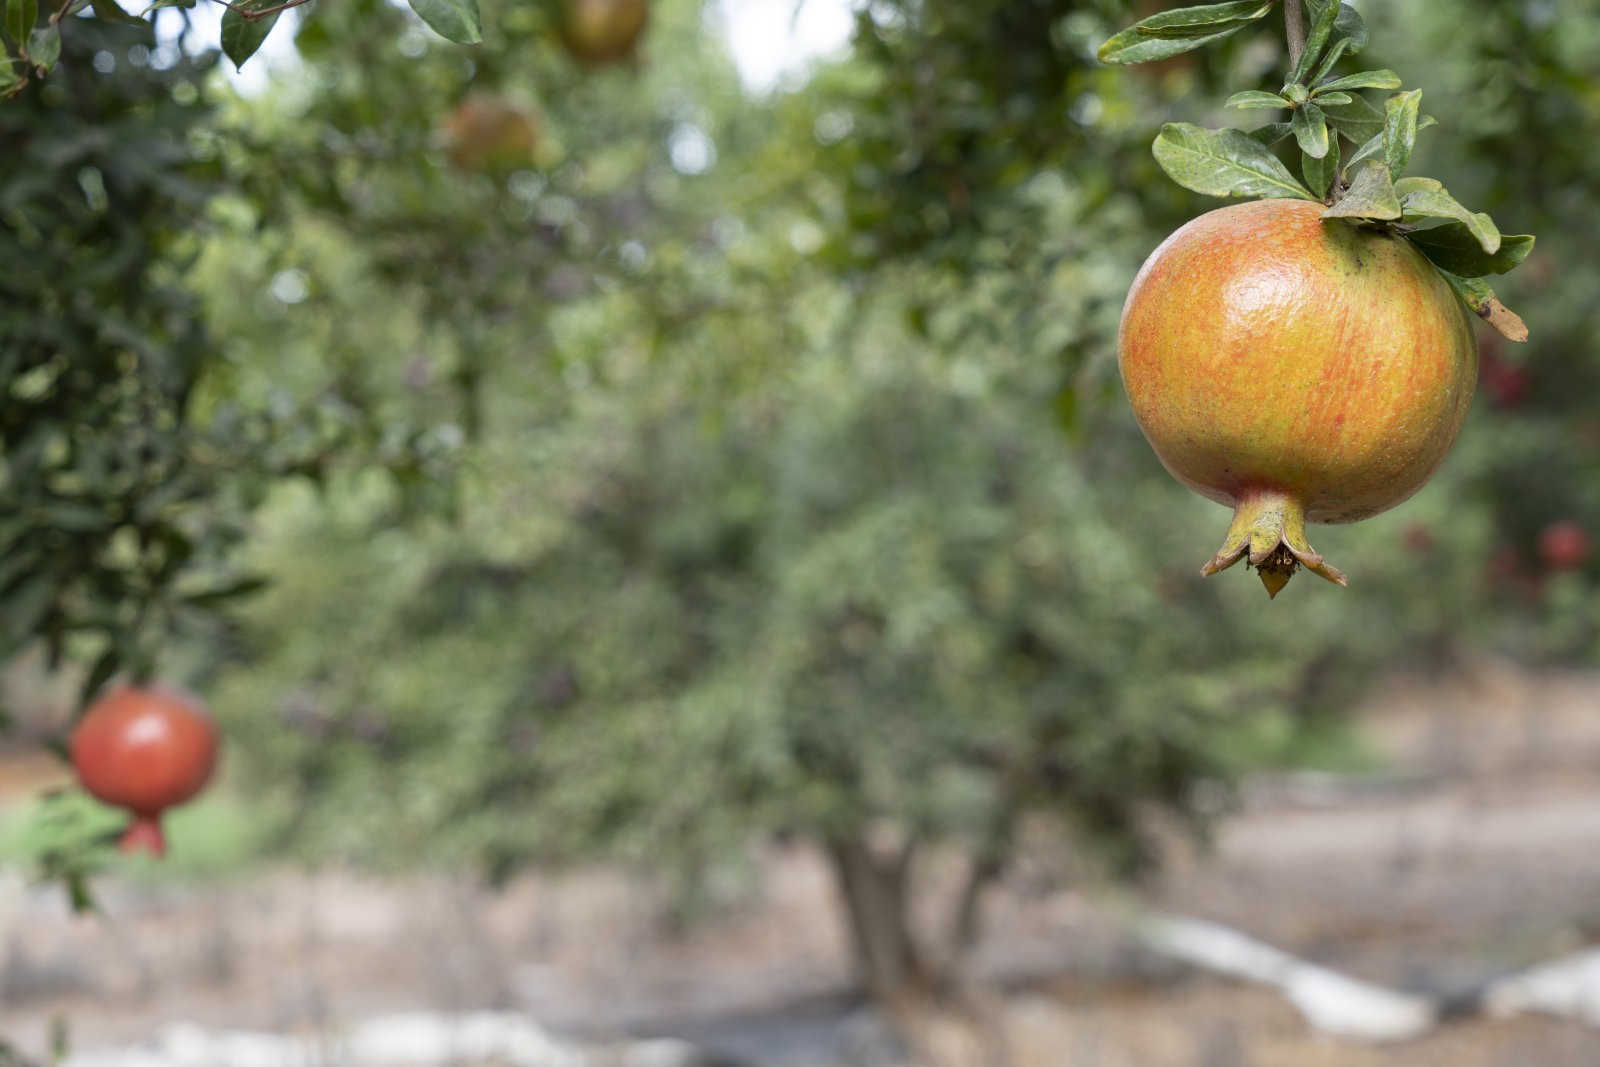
[70,686,220,857]
[1538,520,1591,572]
[1118,198,1477,597]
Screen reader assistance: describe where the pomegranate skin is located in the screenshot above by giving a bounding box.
[71,686,219,848]
[1118,198,1478,594]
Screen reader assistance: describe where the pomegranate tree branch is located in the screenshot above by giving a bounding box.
[1283,0,1306,70]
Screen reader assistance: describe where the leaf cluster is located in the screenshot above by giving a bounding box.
[1101,0,1533,340]
[0,0,63,97]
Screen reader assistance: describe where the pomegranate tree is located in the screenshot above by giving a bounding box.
[70,686,220,857]
[1100,0,1534,596]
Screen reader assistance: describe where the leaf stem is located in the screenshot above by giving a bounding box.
[1284,0,1306,69]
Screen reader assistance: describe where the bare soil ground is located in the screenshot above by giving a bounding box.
[3,659,1600,1066]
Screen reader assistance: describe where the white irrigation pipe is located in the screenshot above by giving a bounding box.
[1140,913,1600,1041]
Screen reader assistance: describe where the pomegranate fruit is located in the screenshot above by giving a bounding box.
[1118,198,1477,597]
[1538,520,1591,572]
[562,0,648,65]
[70,685,220,857]
[439,94,538,173]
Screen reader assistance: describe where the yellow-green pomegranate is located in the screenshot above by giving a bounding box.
[562,0,648,65]
[1118,198,1477,597]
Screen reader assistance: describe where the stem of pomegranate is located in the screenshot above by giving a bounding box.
[1283,0,1306,69]
[118,816,167,857]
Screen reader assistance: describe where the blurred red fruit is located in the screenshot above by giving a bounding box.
[1539,520,1591,572]
[1478,349,1528,409]
[70,686,220,858]
[1402,523,1435,553]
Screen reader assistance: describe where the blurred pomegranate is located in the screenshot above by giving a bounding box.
[562,0,648,65]
[1538,520,1591,572]
[1119,199,1477,597]
[1478,348,1528,409]
[1402,523,1435,554]
[439,94,539,172]
[70,686,220,857]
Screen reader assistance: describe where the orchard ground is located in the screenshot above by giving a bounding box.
[3,661,1600,1066]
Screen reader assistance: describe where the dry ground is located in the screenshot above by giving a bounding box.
[2,659,1599,1066]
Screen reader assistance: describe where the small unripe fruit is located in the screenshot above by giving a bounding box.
[1118,198,1477,596]
[1538,520,1591,572]
[562,0,648,65]
[70,686,220,857]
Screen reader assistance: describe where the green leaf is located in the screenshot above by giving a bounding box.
[0,56,19,95]
[1383,89,1422,176]
[1098,24,1247,63]
[1309,36,1349,85]
[180,573,271,606]
[1317,69,1402,92]
[1289,0,1339,85]
[1246,121,1293,146]
[1342,130,1383,178]
[1302,140,1339,199]
[1323,162,1401,220]
[1334,2,1367,52]
[5,0,35,49]
[1151,123,1316,201]
[2,572,54,649]
[1291,102,1329,158]
[1399,186,1500,253]
[1436,270,1529,341]
[1321,93,1384,143]
[220,0,282,71]
[1097,1,1272,65]
[25,23,56,71]
[1311,91,1352,106]
[78,647,120,710]
[1128,0,1277,31]
[40,500,109,532]
[1392,176,1442,197]
[88,0,143,23]
[1410,227,1533,277]
[1226,90,1291,110]
[406,0,482,45]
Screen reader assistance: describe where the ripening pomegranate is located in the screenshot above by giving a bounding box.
[562,0,648,65]
[1118,198,1477,597]
[1538,519,1591,572]
[70,686,220,857]
[439,94,539,173]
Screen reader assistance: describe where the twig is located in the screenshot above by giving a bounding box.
[1284,0,1306,70]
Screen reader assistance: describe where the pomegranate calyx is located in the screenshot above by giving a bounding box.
[118,816,167,857]
[1200,491,1348,598]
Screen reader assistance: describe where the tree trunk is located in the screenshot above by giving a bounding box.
[825,833,930,1000]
